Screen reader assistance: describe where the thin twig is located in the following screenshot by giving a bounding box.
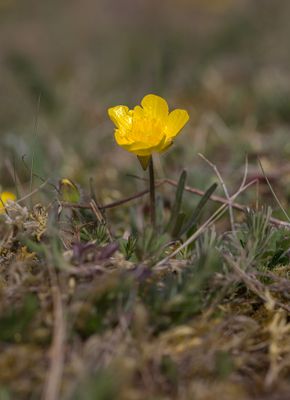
[258,157,290,223]
[60,177,290,228]
[156,178,258,267]
[90,199,113,241]
[16,179,49,204]
[155,203,228,269]
[198,153,235,233]
[61,183,164,211]
[163,178,290,228]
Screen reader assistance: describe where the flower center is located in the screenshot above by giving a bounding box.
[132,116,164,145]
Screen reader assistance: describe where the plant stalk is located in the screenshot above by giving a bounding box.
[148,156,156,227]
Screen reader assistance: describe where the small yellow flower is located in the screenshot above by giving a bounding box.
[108,94,189,169]
[58,178,81,203]
[0,191,16,214]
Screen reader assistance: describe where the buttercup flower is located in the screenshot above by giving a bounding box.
[0,191,16,214]
[108,94,189,169]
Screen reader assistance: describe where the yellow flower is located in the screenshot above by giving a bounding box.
[108,94,189,169]
[58,178,81,203]
[0,191,16,214]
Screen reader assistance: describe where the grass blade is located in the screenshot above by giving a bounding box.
[180,182,218,236]
[166,169,187,234]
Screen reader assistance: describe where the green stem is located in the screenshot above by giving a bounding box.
[149,156,156,227]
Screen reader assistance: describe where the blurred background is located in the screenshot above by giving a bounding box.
[1,0,290,206]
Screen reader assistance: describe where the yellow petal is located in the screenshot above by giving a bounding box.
[115,129,132,146]
[165,109,189,139]
[132,105,144,119]
[108,106,133,131]
[0,191,16,213]
[141,94,169,121]
[152,135,168,153]
[124,135,167,156]
[122,141,153,156]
